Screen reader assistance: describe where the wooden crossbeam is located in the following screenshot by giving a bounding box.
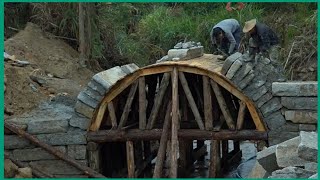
[146,73,171,129]
[178,72,205,130]
[203,76,213,130]
[139,77,147,130]
[210,80,235,130]
[107,101,118,128]
[236,101,247,130]
[118,82,138,129]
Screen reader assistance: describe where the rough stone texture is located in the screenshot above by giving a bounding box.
[226,60,242,79]
[276,136,309,168]
[238,71,255,89]
[248,161,268,178]
[4,159,19,178]
[264,111,286,130]
[77,91,99,109]
[83,86,103,102]
[276,122,299,132]
[260,57,271,65]
[5,135,34,149]
[27,120,68,134]
[255,92,273,108]
[304,162,318,173]
[268,130,299,146]
[256,145,279,173]
[68,145,87,160]
[88,80,106,96]
[16,167,32,178]
[260,97,282,117]
[74,101,94,119]
[167,46,204,60]
[120,63,139,74]
[12,146,66,161]
[298,131,318,162]
[92,66,127,90]
[243,77,266,95]
[272,81,317,96]
[69,114,91,130]
[29,160,84,175]
[281,97,317,110]
[299,124,317,131]
[284,111,317,124]
[309,173,318,179]
[231,62,253,83]
[251,85,268,101]
[36,131,87,145]
[269,166,315,178]
[221,52,242,75]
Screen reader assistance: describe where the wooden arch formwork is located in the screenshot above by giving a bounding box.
[86,54,268,178]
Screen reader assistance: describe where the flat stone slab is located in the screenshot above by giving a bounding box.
[272,81,317,96]
[12,146,66,161]
[167,46,204,60]
[256,145,279,173]
[88,80,106,96]
[251,85,268,101]
[248,161,268,178]
[74,101,95,119]
[231,62,253,83]
[27,120,68,134]
[226,59,242,79]
[299,124,317,131]
[29,160,84,175]
[221,52,242,75]
[269,166,314,178]
[263,110,286,130]
[237,71,255,89]
[276,136,309,168]
[69,114,91,130]
[82,86,103,102]
[36,131,87,145]
[77,91,99,109]
[67,145,87,160]
[92,66,127,90]
[304,162,318,173]
[5,135,34,150]
[284,110,317,124]
[309,173,318,179]
[120,63,139,74]
[298,131,318,162]
[268,130,299,146]
[255,92,273,108]
[281,97,317,110]
[260,97,282,117]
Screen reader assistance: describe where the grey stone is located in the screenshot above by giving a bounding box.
[299,124,317,131]
[281,97,317,110]
[243,77,266,95]
[74,101,95,119]
[272,81,317,96]
[248,161,268,178]
[12,146,66,161]
[226,60,242,79]
[231,62,253,83]
[182,42,192,49]
[120,63,139,74]
[156,55,171,63]
[269,166,314,178]
[256,92,273,108]
[304,162,318,173]
[27,120,68,134]
[276,136,309,168]
[88,80,106,96]
[83,86,103,102]
[238,71,255,89]
[77,91,99,109]
[260,57,271,65]
[309,173,318,179]
[36,131,87,145]
[276,122,299,132]
[174,42,182,49]
[257,145,279,173]
[5,135,34,149]
[263,111,286,130]
[260,97,282,117]
[268,130,299,146]
[221,52,242,75]
[167,46,203,60]
[250,85,268,101]
[29,160,84,175]
[68,145,87,160]
[16,167,32,178]
[92,66,127,90]
[4,159,19,178]
[69,114,91,130]
[285,111,317,124]
[298,131,318,162]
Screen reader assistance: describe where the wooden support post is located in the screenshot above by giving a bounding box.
[209,140,221,178]
[178,72,205,130]
[210,80,235,130]
[126,141,135,178]
[170,68,179,178]
[108,101,118,128]
[118,82,138,129]
[139,77,147,130]
[236,101,246,130]
[146,73,171,129]
[87,142,101,173]
[153,102,172,178]
[203,76,213,130]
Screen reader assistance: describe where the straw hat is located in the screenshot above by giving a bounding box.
[243,19,257,33]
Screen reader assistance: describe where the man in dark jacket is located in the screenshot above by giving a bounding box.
[210,19,241,57]
[243,19,279,61]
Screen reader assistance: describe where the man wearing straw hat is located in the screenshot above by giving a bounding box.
[243,19,279,61]
[210,19,241,58]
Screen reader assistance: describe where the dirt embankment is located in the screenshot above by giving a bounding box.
[4,22,95,118]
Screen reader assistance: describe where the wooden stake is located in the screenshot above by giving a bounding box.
[236,101,247,130]
[203,76,213,130]
[139,77,147,130]
[170,68,179,178]
[210,80,235,130]
[146,73,171,129]
[153,102,172,178]
[209,140,221,177]
[178,72,205,130]
[118,82,138,129]
[126,141,135,178]
[4,122,105,178]
[87,142,101,172]
[108,101,118,128]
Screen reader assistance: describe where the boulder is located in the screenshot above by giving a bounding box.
[256,145,279,173]
[269,166,314,178]
[247,161,268,178]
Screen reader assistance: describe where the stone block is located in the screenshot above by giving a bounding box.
[231,62,253,83]
[299,124,317,131]
[27,120,68,134]
[247,161,268,178]
[120,63,139,74]
[92,66,127,90]
[74,101,95,119]
[260,97,282,117]
[309,173,318,179]
[36,131,87,145]
[68,145,87,160]
[226,60,242,79]
[281,97,317,110]
[69,114,91,130]
[243,77,266,95]
[237,71,255,89]
[269,166,314,178]
[250,85,268,101]
[263,110,286,130]
[77,91,99,109]
[221,52,242,75]
[167,46,203,60]
[304,162,318,173]
[16,167,32,178]
[13,146,66,161]
[29,160,84,175]
[88,80,106,96]
[284,110,317,124]
[256,145,279,173]
[4,159,18,178]
[298,131,318,162]
[255,92,273,108]
[5,135,34,150]
[83,86,103,102]
[268,130,299,146]
[272,81,317,96]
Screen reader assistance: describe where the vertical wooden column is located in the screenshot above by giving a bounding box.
[126,141,135,178]
[87,142,101,173]
[203,76,213,130]
[139,77,147,130]
[170,68,179,178]
[209,140,221,177]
